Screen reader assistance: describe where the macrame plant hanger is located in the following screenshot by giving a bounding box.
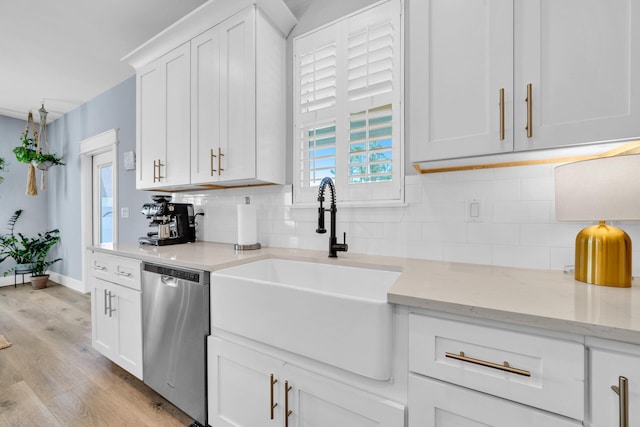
[37,104,50,191]
[23,111,38,196]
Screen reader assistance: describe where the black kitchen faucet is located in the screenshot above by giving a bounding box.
[316,177,348,258]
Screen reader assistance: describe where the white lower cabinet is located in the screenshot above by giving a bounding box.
[90,252,142,379]
[589,340,640,427]
[409,375,581,427]
[407,313,584,426]
[208,337,405,427]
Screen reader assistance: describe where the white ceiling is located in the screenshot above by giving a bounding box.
[0,0,309,123]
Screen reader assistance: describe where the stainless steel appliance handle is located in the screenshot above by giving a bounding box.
[160,275,178,287]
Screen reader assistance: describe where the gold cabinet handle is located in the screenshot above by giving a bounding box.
[153,159,157,182]
[612,376,629,427]
[525,83,533,138]
[210,148,217,176]
[445,351,531,377]
[285,380,292,427]
[217,147,224,176]
[153,159,164,182]
[270,374,278,420]
[499,88,505,141]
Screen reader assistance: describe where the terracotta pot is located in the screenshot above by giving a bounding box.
[30,274,49,289]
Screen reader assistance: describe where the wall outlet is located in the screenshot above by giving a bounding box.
[466,199,482,222]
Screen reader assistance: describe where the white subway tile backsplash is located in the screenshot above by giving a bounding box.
[493,245,550,270]
[444,242,493,265]
[467,223,520,246]
[172,164,640,276]
[493,201,551,224]
[521,176,555,200]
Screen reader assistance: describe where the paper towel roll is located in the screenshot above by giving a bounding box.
[237,203,257,245]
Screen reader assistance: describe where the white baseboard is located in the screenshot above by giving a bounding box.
[0,271,87,294]
[48,272,87,293]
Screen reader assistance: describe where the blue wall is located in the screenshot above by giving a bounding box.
[0,115,50,275]
[45,76,146,280]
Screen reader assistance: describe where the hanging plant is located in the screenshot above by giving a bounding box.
[13,132,64,166]
[14,106,64,196]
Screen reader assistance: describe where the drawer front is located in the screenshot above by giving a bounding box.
[590,348,640,427]
[409,314,584,420]
[89,252,141,290]
[408,375,582,427]
[110,256,141,290]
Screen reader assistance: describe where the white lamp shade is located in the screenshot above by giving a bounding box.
[555,154,640,221]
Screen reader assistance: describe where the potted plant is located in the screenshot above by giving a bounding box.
[0,209,62,289]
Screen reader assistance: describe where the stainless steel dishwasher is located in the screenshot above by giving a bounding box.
[141,262,210,426]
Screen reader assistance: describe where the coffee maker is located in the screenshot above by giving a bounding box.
[139,195,196,246]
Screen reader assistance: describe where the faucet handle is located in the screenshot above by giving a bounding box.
[316,207,327,234]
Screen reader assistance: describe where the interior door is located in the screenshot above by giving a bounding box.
[92,151,113,245]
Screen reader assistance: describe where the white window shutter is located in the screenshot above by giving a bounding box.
[294,0,403,205]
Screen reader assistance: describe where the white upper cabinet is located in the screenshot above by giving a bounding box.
[410,0,514,161]
[137,43,191,189]
[515,0,640,151]
[124,0,296,190]
[410,0,640,163]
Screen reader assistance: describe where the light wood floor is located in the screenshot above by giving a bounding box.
[0,281,194,427]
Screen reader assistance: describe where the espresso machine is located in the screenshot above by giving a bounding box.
[139,195,196,246]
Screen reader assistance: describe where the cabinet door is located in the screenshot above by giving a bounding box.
[137,43,190,189]
[590,348,640,426]
[284,363,405,427]
[409,375,581,427]
[113,284,142,380]
[191,26,222,185]
[219,7,257,182]
[137,59,164,189]
[515,0,640,151]
[164,43,191,187]
[91,279,114,358]
[410,0,514,162]
[208,337,283,427]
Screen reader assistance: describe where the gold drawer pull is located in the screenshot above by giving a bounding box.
[612,376,629,427]
[217,147,224,176]
[445,351,531,377]
[499,88,505,141]
[270,374,278,420]
[525,83,533,138]
[210,148,217,176]
[285,380,292,427]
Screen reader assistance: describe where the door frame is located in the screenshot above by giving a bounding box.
[80,128,119,293]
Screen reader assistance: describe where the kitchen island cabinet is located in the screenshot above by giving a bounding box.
[410,0,640,164]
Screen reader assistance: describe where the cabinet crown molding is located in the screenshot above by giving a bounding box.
[122,0,296,69]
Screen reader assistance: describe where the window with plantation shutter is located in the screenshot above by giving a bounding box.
[293,0,403,205]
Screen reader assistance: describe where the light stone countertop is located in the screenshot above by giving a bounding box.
[91,241,640,345]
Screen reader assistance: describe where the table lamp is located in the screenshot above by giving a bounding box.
[555,154,640,287]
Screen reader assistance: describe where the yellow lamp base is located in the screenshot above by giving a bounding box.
[575,221,632,288]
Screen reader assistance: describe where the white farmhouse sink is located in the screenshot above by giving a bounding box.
[211,258,401,380]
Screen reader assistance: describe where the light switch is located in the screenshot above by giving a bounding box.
[121,207,129,218]
[470,202,480,218]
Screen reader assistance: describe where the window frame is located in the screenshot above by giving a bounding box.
[292,0,404,206]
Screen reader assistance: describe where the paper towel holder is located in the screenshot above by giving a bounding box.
[235,196,261,251]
